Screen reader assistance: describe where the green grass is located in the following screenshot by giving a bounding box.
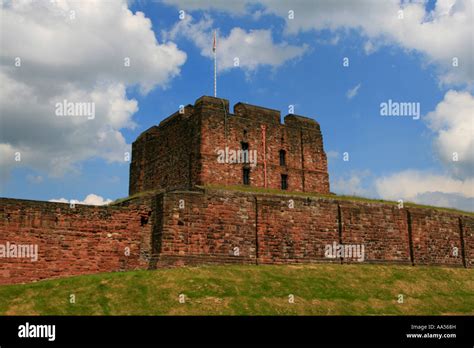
[1,264,473,315]
[108,185,473,216]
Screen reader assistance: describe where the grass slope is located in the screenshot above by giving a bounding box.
[1,264,473,315]
[109,185,473,216]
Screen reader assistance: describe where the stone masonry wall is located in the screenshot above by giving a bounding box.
[199,98,330,194]
[339,203,411,264]
[155,190,257,266]
[156,189,472,268]
[0,197,155,285]
[409,209,466,266]
[129,96,330,196]
[129,104,202,195]
[255,196,340,264]
[1,189,472,284]
[462,217,474,268]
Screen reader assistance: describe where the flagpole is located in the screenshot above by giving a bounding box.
[213,30,217,98]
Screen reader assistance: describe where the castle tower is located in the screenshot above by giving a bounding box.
[129,96,330,195]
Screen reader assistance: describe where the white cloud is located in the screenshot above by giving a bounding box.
[372,89,474,212]
[330,169,474,212]
[49,193,112,206]
[164,15,307,72]
[375,170,474,211]
[346,83,361,100]
[276,0,474,84]
[375,90,474,211]
[409,191,473,212]
[0,0,186,179]
[165,0,473,86]
[376,170,473,200]
[363,41,377,55]
[331,170,374,197]
[264,0,473,85]
[425,90,474,178]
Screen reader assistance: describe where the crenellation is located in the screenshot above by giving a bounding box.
[233,102,281,124]
[195,95,229,114]
[284,114,320,129]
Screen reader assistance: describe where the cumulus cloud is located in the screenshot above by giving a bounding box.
[165,0,473,86]
[375,170,474,211]
[330,168,474,211]
[278,0,473,85]
[375,170,473,199]
[49,193,112,206]
[410,191,473,212]
[331,170,374,197]
[373,89,474,211]
[425,90,474,178]
[164,15,307,72]
[0,0,186,179]
[346,83,361,100]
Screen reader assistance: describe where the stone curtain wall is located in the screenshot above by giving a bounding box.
[462,217,474,268]
[0,197,155,284]
[255,196,340,264]
[155,191,257,266]
[1,189,472,284]
[338,203,411,264]
[409,209,468,266]
[157,189,472,268]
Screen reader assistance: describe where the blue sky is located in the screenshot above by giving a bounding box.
[1,0,472,210]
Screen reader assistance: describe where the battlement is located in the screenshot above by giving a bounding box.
[195,95,230,114]
[193,96,320,129]
[284,114,320,129]
[158,104,194,127]
[234,102,281,124]
[137,96,321,140]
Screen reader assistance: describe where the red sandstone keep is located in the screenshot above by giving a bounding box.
[129,96,330,195]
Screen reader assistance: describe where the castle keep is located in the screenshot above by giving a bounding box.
[1,96,473,284]
[129,96,330,195]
